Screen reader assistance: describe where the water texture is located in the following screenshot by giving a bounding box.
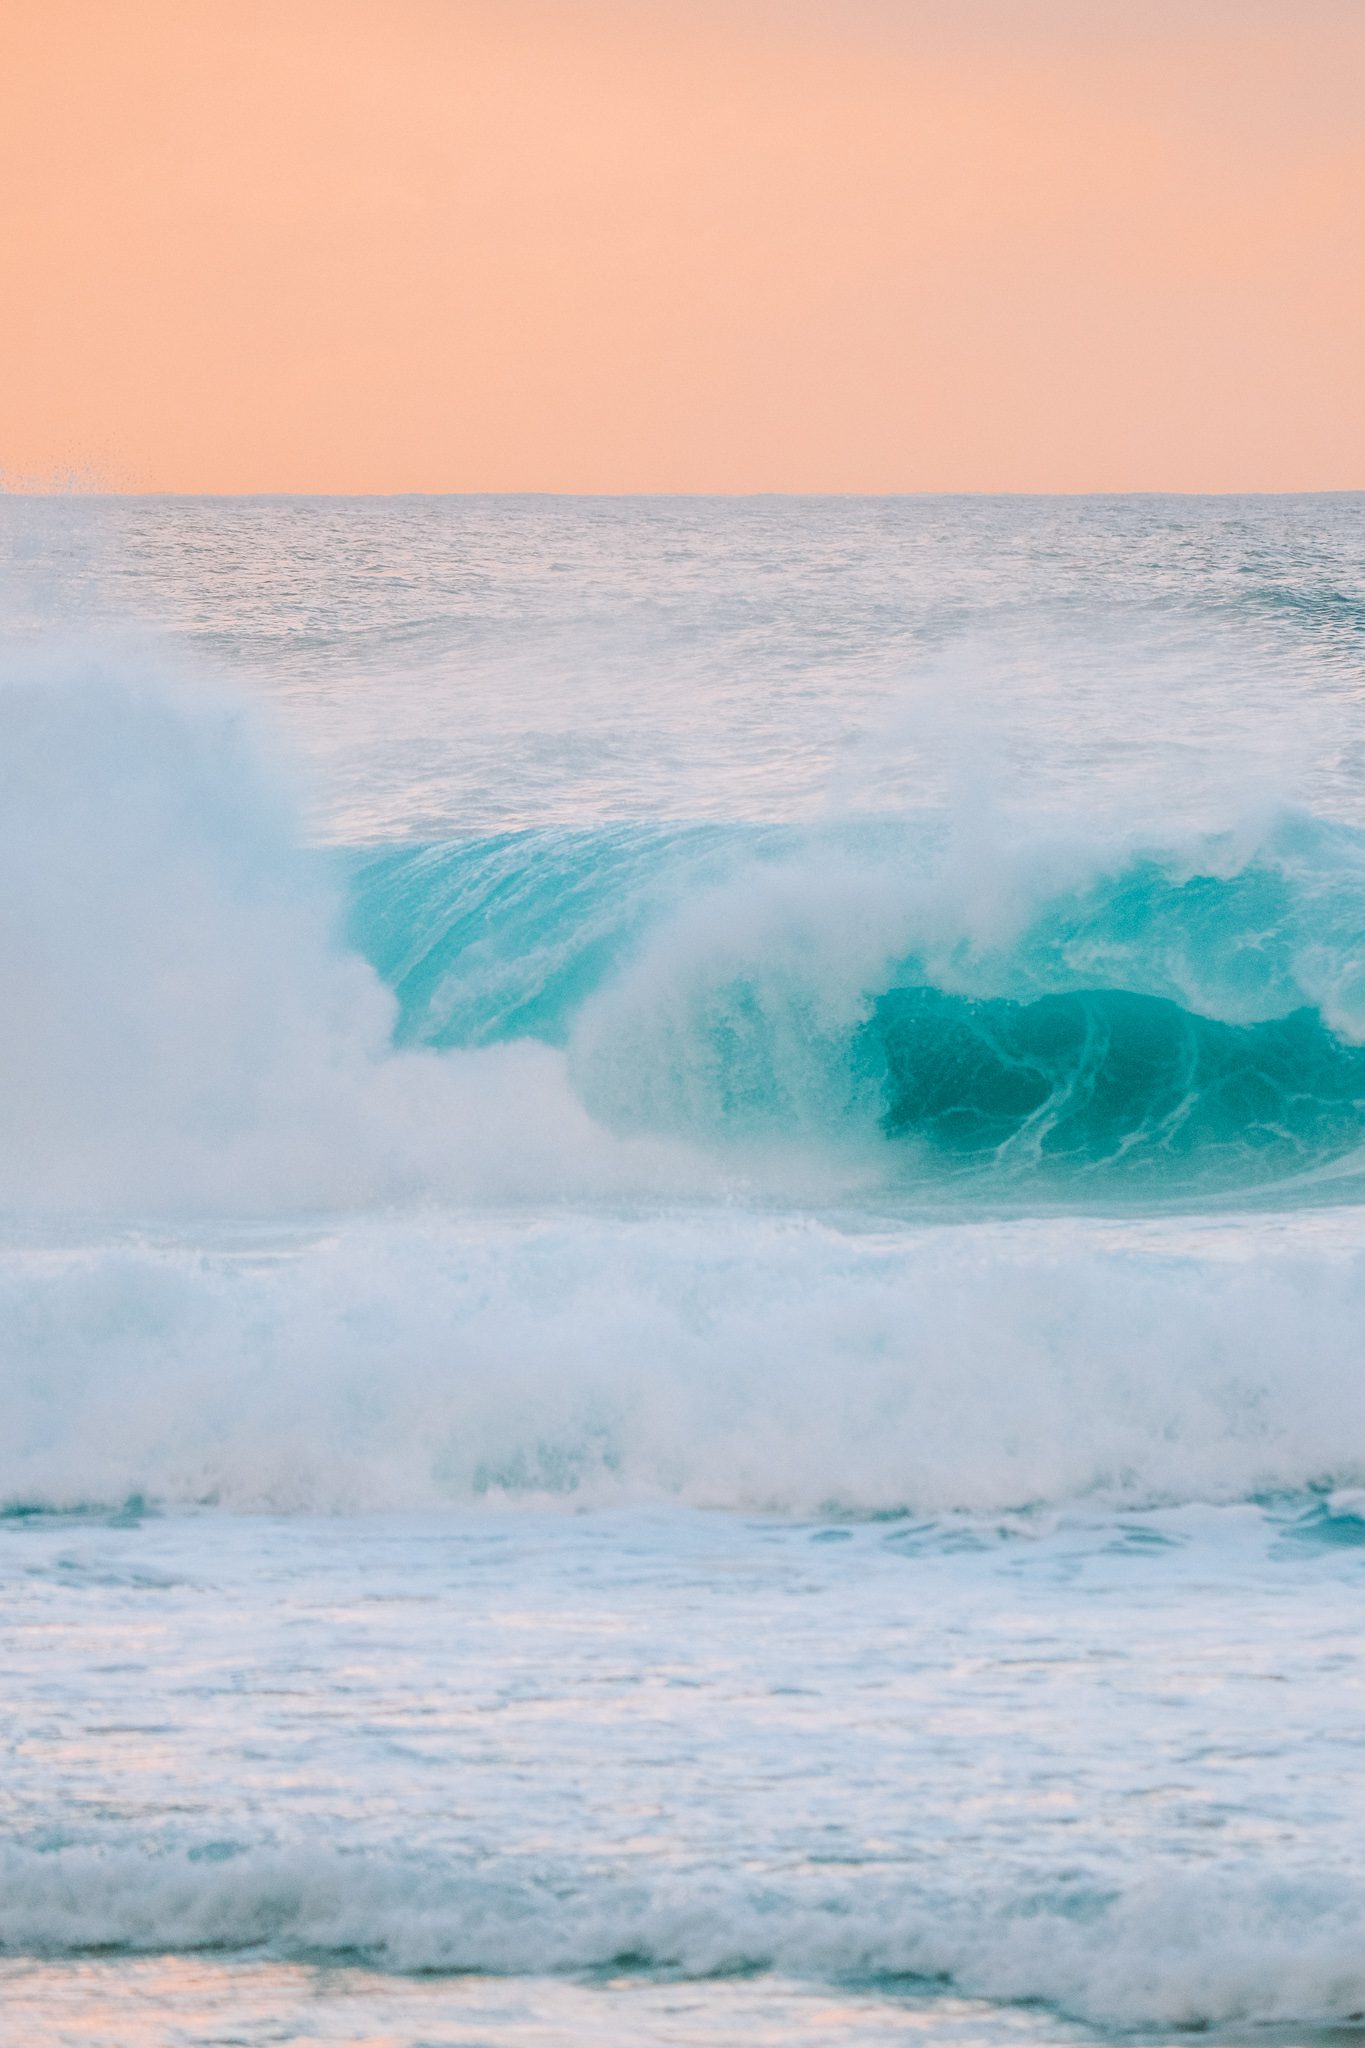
[2,494,1364,2044]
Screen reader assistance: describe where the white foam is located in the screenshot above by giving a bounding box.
[5,1209,1365,1515]
[0,642,708,1216]
[2,1845,1362,2028]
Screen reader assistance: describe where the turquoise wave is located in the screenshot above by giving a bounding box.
[868,987,1365,1188]
[343,814,1365,1198]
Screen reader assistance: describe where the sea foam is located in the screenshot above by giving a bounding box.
[6,1210,1365,1515]
[3,1842,1363,2030]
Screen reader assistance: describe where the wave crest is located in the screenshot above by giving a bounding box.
[4,1842,1364,2030]
[11,649,1365,1210]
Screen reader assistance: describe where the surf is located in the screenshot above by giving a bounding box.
[11,647,1365,1214]
[345,814,1365,1201]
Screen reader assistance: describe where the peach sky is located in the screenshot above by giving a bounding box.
[2,0,1362,493]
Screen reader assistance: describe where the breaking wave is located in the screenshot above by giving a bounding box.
[9,647,1365,1214]
[8,650,1365,1516]
[4,1842,1365,2031]
[7,1210,1365,1515]
[349,800,1365,1198]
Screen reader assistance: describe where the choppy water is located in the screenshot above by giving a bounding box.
[3,493,1365,2044]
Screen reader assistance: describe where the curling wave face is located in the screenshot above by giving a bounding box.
[346,811,1365,1201]
[9,651,1365,1217]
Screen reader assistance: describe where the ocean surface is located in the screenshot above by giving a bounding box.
[3,493,1365,2046]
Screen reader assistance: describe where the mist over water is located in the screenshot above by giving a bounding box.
[4,495,1365,2043]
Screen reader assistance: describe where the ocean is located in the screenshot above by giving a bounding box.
[3,493,1365,2045]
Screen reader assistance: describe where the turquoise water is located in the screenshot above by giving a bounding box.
[3,495,1365,2045]
[343,811,1365,1196]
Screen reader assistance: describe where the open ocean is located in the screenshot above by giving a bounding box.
[4,493,1365,2045]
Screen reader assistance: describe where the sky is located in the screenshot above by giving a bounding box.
[1,0,1362,493]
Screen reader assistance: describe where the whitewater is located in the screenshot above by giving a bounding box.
[3,493,1365,2045]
